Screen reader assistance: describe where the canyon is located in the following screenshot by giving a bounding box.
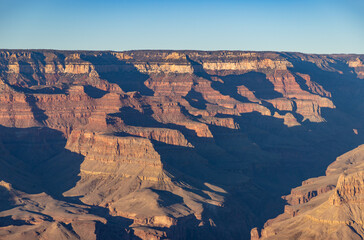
[0,50,364,239]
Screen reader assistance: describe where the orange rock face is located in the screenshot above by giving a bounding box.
[0,50,364,239]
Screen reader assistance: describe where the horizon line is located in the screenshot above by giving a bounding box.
[1,48,363,56]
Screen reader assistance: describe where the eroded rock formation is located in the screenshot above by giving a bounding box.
[253,145,364,240]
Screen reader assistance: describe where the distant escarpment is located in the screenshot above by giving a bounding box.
[0,50,364,240]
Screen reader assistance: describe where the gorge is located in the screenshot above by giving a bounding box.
[0,50,364,239]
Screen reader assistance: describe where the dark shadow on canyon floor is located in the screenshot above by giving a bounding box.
[184,88,208,110]
[0,216,32,227]
[219,72,283,100]
[81,53,154,96]
[84,85,108,98]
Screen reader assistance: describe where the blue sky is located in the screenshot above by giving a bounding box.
[0,0,363,53]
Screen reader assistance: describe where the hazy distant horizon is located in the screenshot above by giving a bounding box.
[1,0,363,54]
[1,48,363,56]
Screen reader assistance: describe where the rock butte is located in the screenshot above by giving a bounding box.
[0,50,363,239]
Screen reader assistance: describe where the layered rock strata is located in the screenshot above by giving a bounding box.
[0,50,363,239]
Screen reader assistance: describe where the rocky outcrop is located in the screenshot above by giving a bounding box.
[330,171,364,206]
[348,58,364,79]
[254,145,364,240]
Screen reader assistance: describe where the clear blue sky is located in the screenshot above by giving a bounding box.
[0,0,363,53]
